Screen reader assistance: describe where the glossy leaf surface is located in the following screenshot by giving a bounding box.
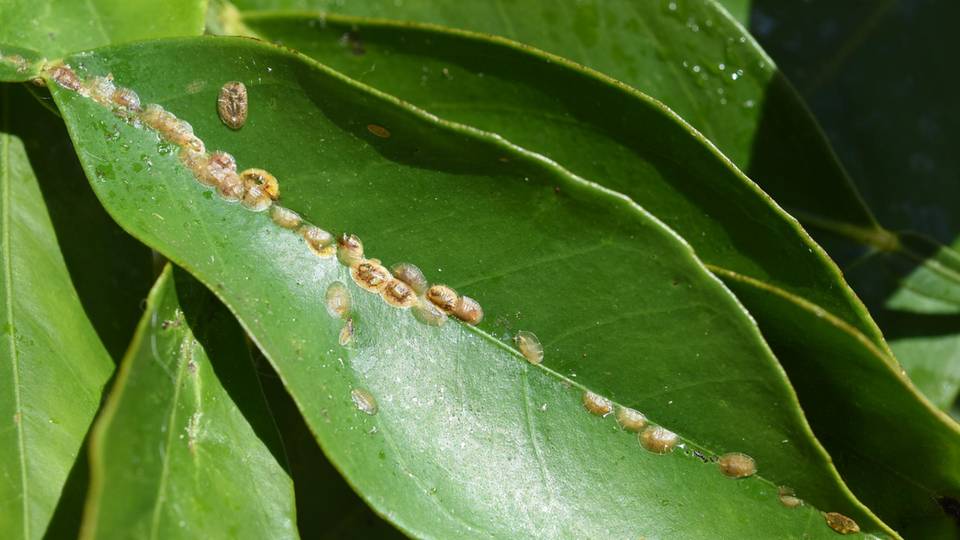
[0,0,206,57]
[235,13,960,534]
[0,85,114,540]
[50,37,886,537]
[81,264,297,539]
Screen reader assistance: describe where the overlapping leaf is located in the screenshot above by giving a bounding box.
[81,264,297,539]
[230,13,960,535]
[745,0,960,416]
[0,0,206,58]
[0,85,114,540]
[49,37,888,537]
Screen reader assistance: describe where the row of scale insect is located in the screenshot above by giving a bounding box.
[42,60,861,536]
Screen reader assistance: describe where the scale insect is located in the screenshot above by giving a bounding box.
[217,81,248,129]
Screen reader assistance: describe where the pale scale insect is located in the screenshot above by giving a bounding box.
[390,262,428,295]
[426,284,459,313]
[411,299,448,327]
[338,318,355,346]
[336,233,364,266]
[350,388,378,415]
[615,406,648,432]
[452,295,483,325]
[270,206,302,230]
[582,391,613,417]
[640,425,678,454]
[239,168,279,200]
[302,225,335,257]
[515,330,543,365]
[325,282,351,319]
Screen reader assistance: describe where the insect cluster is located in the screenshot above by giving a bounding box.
[0,51,30,73]
[45,64,859,535]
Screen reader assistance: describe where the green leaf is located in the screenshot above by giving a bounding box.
[228,14,960,534]
[844,234,960,411]
[0,86,114,540]
[81,264,297,539]
[236,12,886,349]
[49,37,889,537]
[0,0,206,57]
[0,45,44,82]
[712,264,960,537]
[255,349,404,539]
[3,82,154,361]
[225,0,881,241]
[745,0,960,415]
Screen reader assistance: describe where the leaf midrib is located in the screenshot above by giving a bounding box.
[147,333,191,540]
[2,98,29,540]
[47,36,885,534]
[234,8,894,355]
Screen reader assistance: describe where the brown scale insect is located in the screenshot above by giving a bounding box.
[367,124,390,138]
[382,279,417,308]
[48,64,81,92]
[640,425,678,454]
[452,295,483,325]
[218,81,248,130]
[426,284,459,313]
[582,391,613,416]
[239,168,279,200]
[352,260,392,294]
[823,512,859,535]
[301,225,335,257]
